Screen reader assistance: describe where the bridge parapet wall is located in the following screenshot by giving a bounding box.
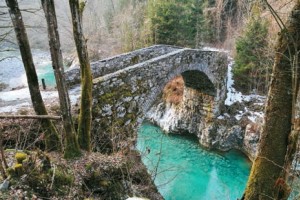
[65,45,180,86]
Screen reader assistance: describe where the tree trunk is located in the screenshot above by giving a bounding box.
[41,0,81,158]
[244,2,300,199]
[0,126,8,179]
[69,0,93,151]
[5,0,60,151]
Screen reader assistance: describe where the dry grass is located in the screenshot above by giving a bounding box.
[163,76,184,105]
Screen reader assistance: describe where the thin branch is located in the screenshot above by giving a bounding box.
[50,164,56,189]
[0,25,45,29]
[0,56,19,62]
[20,8,42,14]
[0,48,16,52]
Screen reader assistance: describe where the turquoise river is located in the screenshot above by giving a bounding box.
[137,122,251,200]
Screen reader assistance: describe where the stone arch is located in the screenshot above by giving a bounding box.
[91,47,228,152]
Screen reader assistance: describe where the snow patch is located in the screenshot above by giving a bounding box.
[217,115,224,120]
[225,60,245,106]
[0,86,81,113]
[201,47,229,53]
[224,59,265,107]
[0,102,31,113]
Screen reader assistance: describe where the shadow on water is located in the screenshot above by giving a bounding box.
[137,121,251,200]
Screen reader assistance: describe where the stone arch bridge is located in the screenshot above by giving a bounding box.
[66,45,229,151]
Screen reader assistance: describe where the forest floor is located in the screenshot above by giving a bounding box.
[0,149,162,200]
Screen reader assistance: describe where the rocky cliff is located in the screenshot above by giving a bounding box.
[146,75,265,161]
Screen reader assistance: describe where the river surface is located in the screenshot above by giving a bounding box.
[0,51,79,113]
[137,122,251,200]
[0,50,59,91]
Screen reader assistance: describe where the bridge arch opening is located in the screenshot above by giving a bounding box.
[181,70,216,96]
[162,70,216,106]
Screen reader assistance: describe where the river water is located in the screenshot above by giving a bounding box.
[0,50,57,91]
[137,122,251,200]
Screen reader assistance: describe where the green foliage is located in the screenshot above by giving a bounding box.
[148,0,203,47]
[51,167,74,189]
[13,164,24,177]
[64,144,82,159]
[15,152,27,164]
[79,1,86,14]
[8,151,75,197]
[233,16,271,94]
[114,0,236,51]
[144,0,240,47]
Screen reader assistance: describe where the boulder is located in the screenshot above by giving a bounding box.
[0,179,9,191]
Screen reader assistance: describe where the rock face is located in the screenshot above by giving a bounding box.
[0,179,9,191]
[242,118,263,159]
[146,81,265,160]
[147,86,210,135]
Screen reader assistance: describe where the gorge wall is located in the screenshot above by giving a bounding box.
[146,74,264,161]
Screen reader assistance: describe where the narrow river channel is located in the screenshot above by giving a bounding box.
[137,122,251,200]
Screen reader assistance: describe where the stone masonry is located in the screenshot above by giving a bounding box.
[80,45,229,144]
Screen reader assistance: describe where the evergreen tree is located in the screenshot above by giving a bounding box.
[148,0,203,47]
[233,15,270,94]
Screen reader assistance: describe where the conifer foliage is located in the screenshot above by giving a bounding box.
[233,13,271,94]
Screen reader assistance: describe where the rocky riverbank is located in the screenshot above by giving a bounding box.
[146,86,264,161]
[146,59,265,161]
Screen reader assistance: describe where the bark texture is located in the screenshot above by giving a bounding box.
[5,0,60,151]
[41,0,81,158]
[0,127,7,179]
[69,0,93,151]
[244,2,300,199]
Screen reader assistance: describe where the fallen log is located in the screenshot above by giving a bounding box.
[0,115,62,120]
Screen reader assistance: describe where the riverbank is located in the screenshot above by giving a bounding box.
[0,149,163,200]
[0,86,81,114]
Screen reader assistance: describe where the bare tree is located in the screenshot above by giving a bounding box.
[69,0,93,151]
[5,0,60,151]
[0,124,8,179]
[41,0,81,158]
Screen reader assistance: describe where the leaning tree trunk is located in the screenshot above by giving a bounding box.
[69,0,93,151]
[244,2,300,200]
[41,0,81,158]
[5,0,60,151]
